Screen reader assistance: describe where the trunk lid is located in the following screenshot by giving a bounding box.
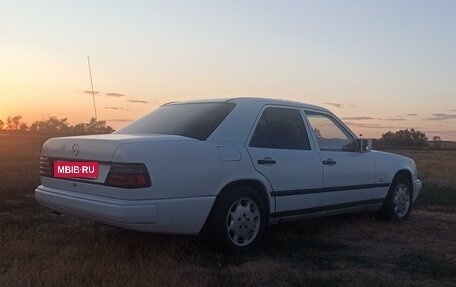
[44,134,195,162]
[41,133,196,186]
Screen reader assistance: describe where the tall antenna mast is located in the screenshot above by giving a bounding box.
[87,56,98,120]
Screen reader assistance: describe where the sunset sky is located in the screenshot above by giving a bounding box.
[1,1,455,139]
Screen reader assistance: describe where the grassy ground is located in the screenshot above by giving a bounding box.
[1,135,455,286]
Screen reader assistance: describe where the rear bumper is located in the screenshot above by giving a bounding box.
[35,185,215,235]
[413,179,422,202]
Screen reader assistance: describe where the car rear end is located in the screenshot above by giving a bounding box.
[35,134,215,234]
[36,101,237,234]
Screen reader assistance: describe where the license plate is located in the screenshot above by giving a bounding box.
[53,161,99,179]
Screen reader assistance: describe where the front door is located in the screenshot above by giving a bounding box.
[304,111,376,209]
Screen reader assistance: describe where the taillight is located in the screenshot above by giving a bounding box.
[105,163,151,189]
[40,156,52,177]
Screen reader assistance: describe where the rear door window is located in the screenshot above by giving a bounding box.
[250,107,311,150]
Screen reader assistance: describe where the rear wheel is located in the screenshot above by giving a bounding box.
[378,174,413,221]
[210,185,267,252]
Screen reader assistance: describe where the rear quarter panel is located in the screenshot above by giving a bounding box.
[113,141,273,203]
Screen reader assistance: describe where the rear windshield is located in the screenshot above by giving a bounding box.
[115,102,236,140]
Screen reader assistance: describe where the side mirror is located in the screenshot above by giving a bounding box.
[357,138,372,152]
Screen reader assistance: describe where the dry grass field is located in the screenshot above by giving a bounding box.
[1,135,455,286]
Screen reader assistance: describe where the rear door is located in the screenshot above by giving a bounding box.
[246,106,324,216]
[304,110,377,209]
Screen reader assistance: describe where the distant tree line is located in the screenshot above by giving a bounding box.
[0,115,114,135]
[375,128,428,147]
[0,117,437,147]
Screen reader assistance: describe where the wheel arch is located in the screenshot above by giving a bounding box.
[200,179,271,234]
[390,169,415,200]
[377,168,414,221]
[393,169,413,188]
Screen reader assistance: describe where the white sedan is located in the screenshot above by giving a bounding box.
[36,97,422,251]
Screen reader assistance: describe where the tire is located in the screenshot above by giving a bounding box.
[377,174,413,221]
[209,185,267,252]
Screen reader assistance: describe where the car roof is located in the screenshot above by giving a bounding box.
[163,97,331,113]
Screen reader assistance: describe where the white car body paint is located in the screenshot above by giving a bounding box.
[35,97,422,234]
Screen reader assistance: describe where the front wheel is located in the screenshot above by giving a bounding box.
[378,175,413,221]
[209,185,267,252]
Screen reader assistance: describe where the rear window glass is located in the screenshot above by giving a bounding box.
[115,102,235,140]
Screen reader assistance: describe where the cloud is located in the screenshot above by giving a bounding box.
[105,92,126,97]
[405,113,418,116]
[344,122,394,129]
[128,99,149,104]
[105,118,134,122]
[83,90,100,95]
[322,102,343,108]
[342,116,407,122]
[378,117,406,121]
[427,113,456,121]
[104,106,129,111]
[341,116,375,120]
[425,130,456,134]
[345,122,421,130]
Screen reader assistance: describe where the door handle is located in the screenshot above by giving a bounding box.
[322,159,337,165]
[258,158,276,165]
